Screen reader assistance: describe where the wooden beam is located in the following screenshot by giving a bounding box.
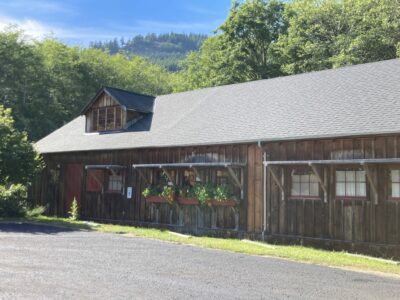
[309,164,328,203]
[161,168,175,185]
[363,164,378,205]
[192,167,202,182]
[227,167,243,189]
[268,166,285,201]
[136,169,150,185]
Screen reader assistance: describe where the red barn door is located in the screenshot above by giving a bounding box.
[65,164,83,214]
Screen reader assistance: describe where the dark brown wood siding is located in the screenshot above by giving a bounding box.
[261,135,400,255]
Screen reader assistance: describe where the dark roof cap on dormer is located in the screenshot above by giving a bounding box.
[81,86,155,114]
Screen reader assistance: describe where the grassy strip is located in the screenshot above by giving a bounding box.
[29,216,400,276]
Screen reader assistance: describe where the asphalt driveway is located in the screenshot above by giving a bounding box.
[0,222,399,300]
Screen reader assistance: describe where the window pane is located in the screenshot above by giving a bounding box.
[115,107,122,128]
[336,171,346,182]
[346,171,355,182]
[301,182,309,196]
[292,175,300,183]
[391,170,400,183]
[300,174,309,183]
[356,182,366,197]
[336,182,346,196]
[292,182,300,196]
[347,182,356,196]
[356,171,366,183]
[106,107,115,130]
[392,183,400,197]
[98,108,106,130]
[309,174,318,183]
[310,182,319,196]
[92,109,98,131]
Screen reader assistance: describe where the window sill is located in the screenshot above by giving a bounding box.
[288,196,321,201]
[335,196,368,201]
[388,197,400,201]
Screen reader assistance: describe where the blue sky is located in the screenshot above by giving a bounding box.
[0,0,232,45]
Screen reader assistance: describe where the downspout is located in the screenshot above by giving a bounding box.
[257,141,267,241]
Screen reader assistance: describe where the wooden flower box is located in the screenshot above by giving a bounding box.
[177,197,199,205]
[208,199,237,207]
[145,195,167,204]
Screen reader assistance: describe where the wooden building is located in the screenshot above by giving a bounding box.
[34,59,400,258]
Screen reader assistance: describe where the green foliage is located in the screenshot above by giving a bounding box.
[142,186,159,198]
[275,0,400,74]
[193,183,214,205]
[0,184,27,217]
[161,185,177,204]
[25,205,47,217]
[173,0,287,91]
[214,184,235,201]
[90,33,207,71]
[0,29,174,141]
[0,105,40,185]
[68,197,79,221]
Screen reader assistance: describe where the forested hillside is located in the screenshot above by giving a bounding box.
[90,33,207,71]
[1,0,399,142]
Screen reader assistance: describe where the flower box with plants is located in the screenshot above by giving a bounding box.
[177,186,199,205]
[142,185,177,205]
[208,184,238,207]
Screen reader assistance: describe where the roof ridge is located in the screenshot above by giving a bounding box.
[104,86,155,98]
[157,58,399,99]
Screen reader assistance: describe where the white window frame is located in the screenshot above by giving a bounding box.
[336,170,366,198]
[390,169,400,198]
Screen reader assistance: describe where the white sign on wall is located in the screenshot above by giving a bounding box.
[127,187,133,199]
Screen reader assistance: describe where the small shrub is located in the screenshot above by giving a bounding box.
[193,183,214,205]
[214,184,234,201]
[142,185,161,198]
[0,184,27,218]
[68,197,79,220]
[25,205,47,217]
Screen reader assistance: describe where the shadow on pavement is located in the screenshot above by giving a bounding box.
[0,222,78,235]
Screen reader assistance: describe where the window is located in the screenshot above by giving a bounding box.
[89,106,123,132]
[390,170,400,198]
[336,170,366,197]
[108,173,124,193]
[291,173,319,197]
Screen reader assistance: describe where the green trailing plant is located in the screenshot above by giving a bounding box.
[161,185,177,204]
[214,184,234,201]
[68,197,79,221]
[193,183,214,206]
[179,185,196,198]
[142,185,161,198]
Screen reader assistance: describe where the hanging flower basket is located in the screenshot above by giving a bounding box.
[177,197,199,205]
[208,199,237,207]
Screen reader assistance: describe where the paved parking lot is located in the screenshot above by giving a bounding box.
[0,222,399,299]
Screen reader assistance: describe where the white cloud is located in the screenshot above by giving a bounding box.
[0,0,72,14]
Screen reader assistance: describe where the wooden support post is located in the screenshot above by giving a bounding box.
[192,167,202,182]
[227,167,243,189]
[309,164,328,203]
[136,169,150,186]
[268,166,285,201]
[161,168,175,185]
[363,164,378,205]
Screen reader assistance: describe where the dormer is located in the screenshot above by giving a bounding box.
[82,87,155,133]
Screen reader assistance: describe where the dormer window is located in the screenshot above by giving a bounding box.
[82,87,155,133]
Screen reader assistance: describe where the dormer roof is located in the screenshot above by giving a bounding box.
[81,86,155,114]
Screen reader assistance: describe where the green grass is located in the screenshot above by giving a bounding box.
[23,216,400,276]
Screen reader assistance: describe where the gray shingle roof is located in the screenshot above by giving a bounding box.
[81,86,155,114]
[36,59,400,154]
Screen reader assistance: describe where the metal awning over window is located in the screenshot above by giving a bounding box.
[132,162,246,168]
[263,158,400,166]
[262,158,400,205]
[132,162,246,191]
[85,165,127,170]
